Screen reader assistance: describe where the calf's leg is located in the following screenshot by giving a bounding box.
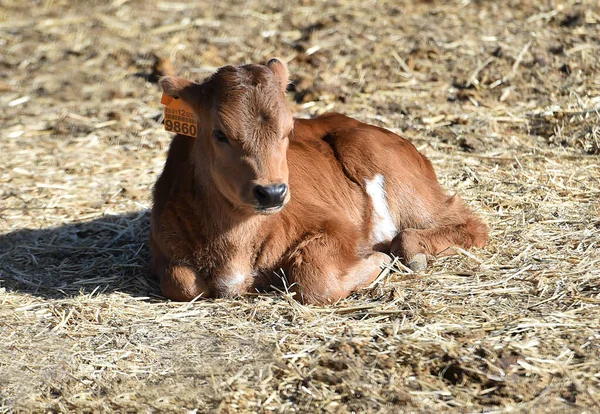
[391,216,488,271]
[285,230,390,305]
[158,262,210,301]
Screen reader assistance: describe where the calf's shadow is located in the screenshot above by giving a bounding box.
[0,211,160,299]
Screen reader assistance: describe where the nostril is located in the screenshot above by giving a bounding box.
[274,184,288,199]
[253,185,269,203]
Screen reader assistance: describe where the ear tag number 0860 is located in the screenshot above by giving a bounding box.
[160,93,199,138]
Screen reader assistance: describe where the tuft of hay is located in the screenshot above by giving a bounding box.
[1,0,599,412]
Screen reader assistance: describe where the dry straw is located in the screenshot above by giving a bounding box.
[1,0,599,412]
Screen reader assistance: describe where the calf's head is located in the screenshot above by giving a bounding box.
[160,59,293,215]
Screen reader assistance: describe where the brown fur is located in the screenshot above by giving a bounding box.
[150,59,489,304]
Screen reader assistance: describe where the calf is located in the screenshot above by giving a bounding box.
[150,59,488,304]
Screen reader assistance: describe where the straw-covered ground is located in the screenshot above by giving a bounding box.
[1,0,599,412]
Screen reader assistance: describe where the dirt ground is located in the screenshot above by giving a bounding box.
[1,0,599,412]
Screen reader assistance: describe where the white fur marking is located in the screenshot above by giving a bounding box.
[365,174,397,243]
[216,271,247,294]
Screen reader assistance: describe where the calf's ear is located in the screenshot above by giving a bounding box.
[267,58,289,92]
[159,76,202,106]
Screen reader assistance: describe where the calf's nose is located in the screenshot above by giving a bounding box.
[253,183,288,208]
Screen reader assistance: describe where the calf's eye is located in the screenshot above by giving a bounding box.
[213,130,230,145]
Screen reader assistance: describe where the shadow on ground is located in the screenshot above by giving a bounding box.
[0,211,159,299]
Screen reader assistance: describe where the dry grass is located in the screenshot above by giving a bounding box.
[1,0,600,412]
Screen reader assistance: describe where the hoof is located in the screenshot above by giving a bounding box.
[408,253,427,272]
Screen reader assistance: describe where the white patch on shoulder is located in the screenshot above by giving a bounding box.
[365,174,397,244]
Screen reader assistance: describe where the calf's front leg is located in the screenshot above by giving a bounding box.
[158,262,211,301]
[285,231,390,305]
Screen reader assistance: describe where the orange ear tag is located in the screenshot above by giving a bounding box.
[160,93,199,138]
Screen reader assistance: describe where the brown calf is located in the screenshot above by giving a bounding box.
[150,59,488,304]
